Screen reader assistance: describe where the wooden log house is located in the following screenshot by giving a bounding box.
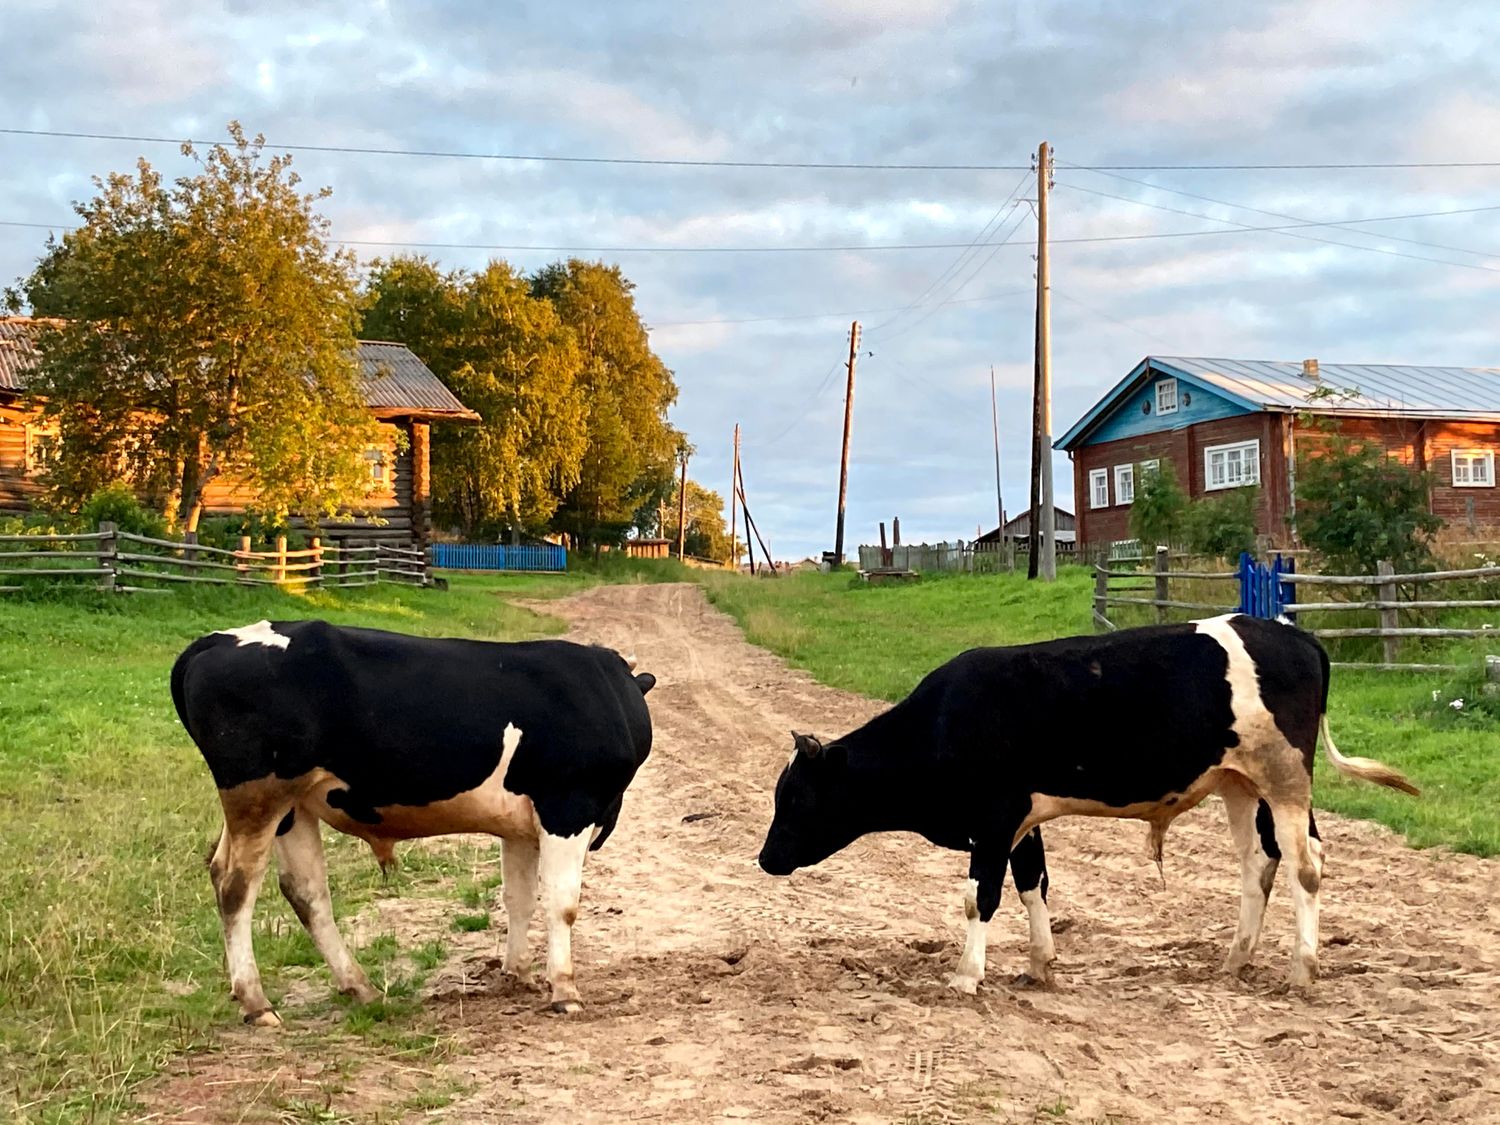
[0,317,478,547]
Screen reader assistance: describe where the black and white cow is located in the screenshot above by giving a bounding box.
[758,614,1418,992]
[172,620,655,1024]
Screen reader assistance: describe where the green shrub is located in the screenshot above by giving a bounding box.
[1184,486,1259,563]
[1129,461,1188,548]
[1294,433,1440,575]
[78,484,167,539]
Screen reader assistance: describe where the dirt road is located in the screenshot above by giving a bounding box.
[151,582,1500,1123]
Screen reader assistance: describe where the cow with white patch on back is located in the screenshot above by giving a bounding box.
[759,614,1418,992]
[172,620,655,1024]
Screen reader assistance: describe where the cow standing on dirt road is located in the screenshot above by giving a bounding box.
[172,620,656,1024]
[759,614,1419,993]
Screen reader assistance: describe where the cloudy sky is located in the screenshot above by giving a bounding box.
[4,0,1498,559]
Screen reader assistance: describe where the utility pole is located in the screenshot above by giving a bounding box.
[729,424,740,571]
[676,445,689,561]
[1034,141,1057,582]
[990,365,1004,535]
[833,320,861,565]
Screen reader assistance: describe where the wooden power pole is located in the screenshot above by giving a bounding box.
[676,446,689,561]
[833,320,861,565]
[990,365,1004,536]
[1034,141,1057,582]
[729,424,740,571]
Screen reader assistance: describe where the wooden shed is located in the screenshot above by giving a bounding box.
[0,317,478,547]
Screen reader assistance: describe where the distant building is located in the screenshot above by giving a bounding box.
[1056,355,1500,548]
[974,505,1077,546]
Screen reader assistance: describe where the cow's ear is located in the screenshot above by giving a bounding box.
[791,731,823,758]
[635,672,656,695]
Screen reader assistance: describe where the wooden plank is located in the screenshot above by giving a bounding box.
[1377,561,1399,663]
[1105,597,1235,611]
[1311,627,1497,638]
[1285,599,1500,612]
[0,566,112,576]
[1330,662,1465,672]
[1285,564,1500,585]
[0,532,106,543]
[1096,568,1236,580]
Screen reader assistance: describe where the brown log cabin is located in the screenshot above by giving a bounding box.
[1056,356,1500,550]
[0,317,478,546]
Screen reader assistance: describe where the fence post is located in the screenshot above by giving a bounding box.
[310,537,322,587]
[1377,559,1399,663]
[1154,545,1169,624]
[98,520,117,592]
[237,535,252,584]
[1094,566,1109,633]
[1486,655,1499,692]
[183,530,198,565]
[275,536,287,584]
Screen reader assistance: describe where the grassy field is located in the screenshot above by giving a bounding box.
[0,562,688,1123]
[701,567,1500,857]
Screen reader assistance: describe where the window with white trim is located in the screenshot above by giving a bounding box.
[363,446,389,489]
[1140,458,1161,478]
[24,422,58,473]
[1155,378,1179,415]
[1114,464,1135,505]
[1204,440,1260,490]
[1451,449,1494,488]
[1089,468,1109,509]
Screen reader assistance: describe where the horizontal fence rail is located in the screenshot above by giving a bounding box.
[0,522,436,594]
[1093,545,1499,673]
[428,542,568,573]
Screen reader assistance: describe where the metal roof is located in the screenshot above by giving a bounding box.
[1057,354,1500,449]
[0,318,477,420]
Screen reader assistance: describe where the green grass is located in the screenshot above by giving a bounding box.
[700,567,1500,857]
[0,567,673,1122]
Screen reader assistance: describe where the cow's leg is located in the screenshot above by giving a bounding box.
[537,827,591,1013]
[1009,827,1055,985]
[1220,781,1280,976]
[274,806,377,1004]
[500,835,540,979]
[209,807,284,1026]
[1267,799,1323,988]
[949,830,1014,994]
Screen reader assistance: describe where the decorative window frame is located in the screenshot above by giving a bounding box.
[1155,378,1179,416]
[1204,439,1261,491]
[1451,449,1494,488]
[24,421,59,473]
[1089,467,1110,509]
[363,445,390,490]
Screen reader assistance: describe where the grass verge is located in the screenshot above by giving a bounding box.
[700,567,1499,857]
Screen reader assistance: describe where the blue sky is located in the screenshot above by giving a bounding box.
[3,0,1498,559]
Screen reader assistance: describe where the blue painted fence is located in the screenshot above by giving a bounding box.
[1236,551,1296,621]
[429,542,567,573]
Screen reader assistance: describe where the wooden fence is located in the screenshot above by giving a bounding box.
[0,521,433,593]
[857,540,1031,574]
[1093,546,1500,671]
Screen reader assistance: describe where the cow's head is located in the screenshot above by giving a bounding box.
[758,731,853,876]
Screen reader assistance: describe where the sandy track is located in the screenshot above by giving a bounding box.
[148,582,1500,1123]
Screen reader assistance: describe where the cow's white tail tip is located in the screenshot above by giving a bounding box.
[1320,715,1420,796]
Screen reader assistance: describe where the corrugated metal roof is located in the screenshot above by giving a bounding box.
[1155,356,1500,420]
[0,318,477,420]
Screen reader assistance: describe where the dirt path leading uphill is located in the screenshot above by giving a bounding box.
[149,582,1500,1124]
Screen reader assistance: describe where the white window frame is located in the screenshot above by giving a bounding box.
[363,445,389,489]
[1155,378,1179,416]
[24,422,58,473]
[1089,468,1110,509]
[1140,458,1161,479]
[1114,464,1135,506]
[1204,439,1260,491]
[1451,449,1494,488]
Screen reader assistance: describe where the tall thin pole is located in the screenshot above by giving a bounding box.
[1035,141,1057,582]
[990,365,1004,535]
[833,320,861,565]
[677,447,689,561]
[729,424,740,570]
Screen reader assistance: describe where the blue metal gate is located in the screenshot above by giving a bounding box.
[429,542,568,573]
[1236,552,1296,621]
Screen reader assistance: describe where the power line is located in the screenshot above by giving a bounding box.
[9,128,1500,172]
[1054,182,1500,274]
[650,288,1033,327]
[1064,162,1498,260]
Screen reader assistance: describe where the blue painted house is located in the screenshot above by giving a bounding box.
[1055,355,1500,547]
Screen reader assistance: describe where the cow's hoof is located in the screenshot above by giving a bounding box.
[550,999,583,1015]
[1013,969,1053,989]
[946,974,979,995]
[1222,957,1250,979]
[244,1008,282,1028]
